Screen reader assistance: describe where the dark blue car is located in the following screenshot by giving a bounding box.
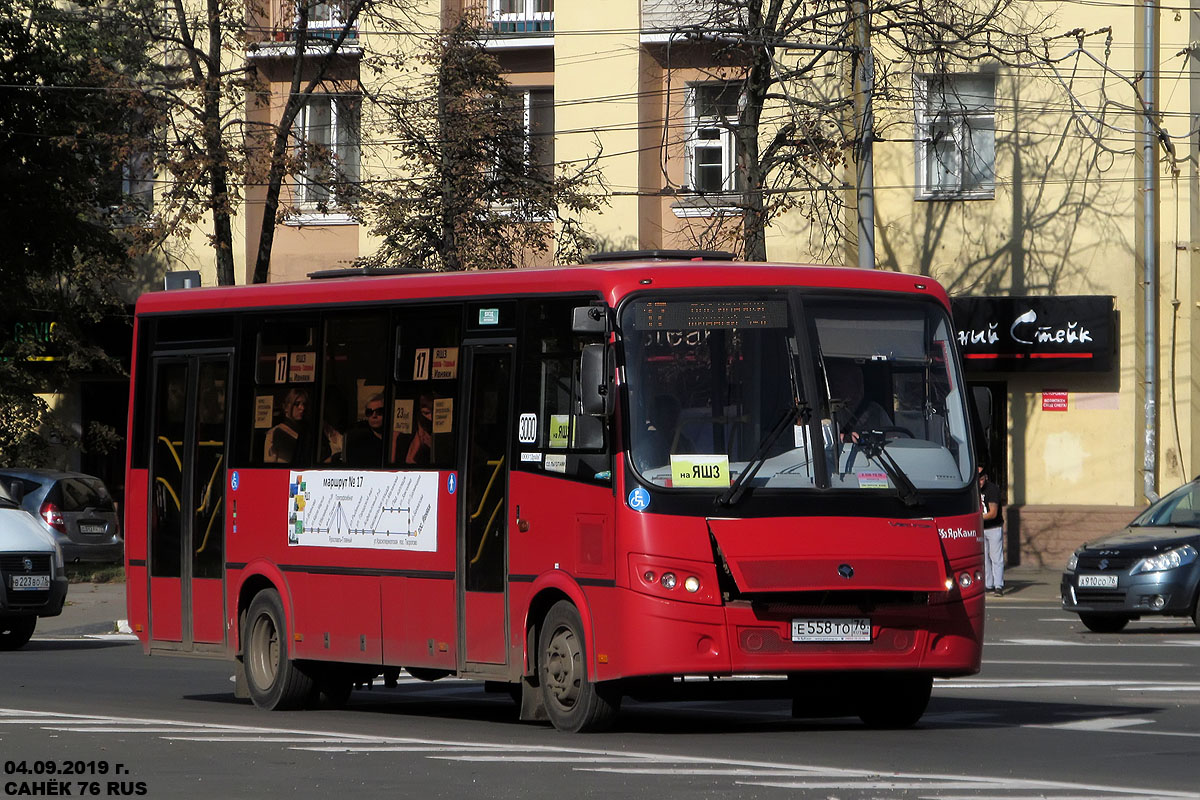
[1062,479,1200,633]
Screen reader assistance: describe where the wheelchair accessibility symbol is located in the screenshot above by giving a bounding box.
[627,487,650,511]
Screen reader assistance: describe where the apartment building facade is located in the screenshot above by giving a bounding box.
[156,0,1200,567]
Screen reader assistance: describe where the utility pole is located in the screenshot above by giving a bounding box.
[1141,0,1159,502]
[851,0,875,269]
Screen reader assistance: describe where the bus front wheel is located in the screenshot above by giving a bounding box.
[538,601,619,733]
[243,589,316,710]
[857,673,933,729]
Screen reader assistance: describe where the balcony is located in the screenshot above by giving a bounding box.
[642,0,726,40]
[265,0,359,44]
[459,0,554,36]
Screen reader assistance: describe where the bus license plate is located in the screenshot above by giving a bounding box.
[792,618,871,642]
[11,575,49,591]
[1078,574,1118,588]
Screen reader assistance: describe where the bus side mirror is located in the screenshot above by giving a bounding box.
[572,305,608,335]
[579,344,611,417]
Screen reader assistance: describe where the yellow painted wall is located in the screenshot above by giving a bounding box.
[554,0,642,252]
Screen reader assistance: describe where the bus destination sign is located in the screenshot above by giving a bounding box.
[635,299,787,330]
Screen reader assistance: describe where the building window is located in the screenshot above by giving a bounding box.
[294,93,360,208]
[915,74,996,199]
[686,82,742,194]
[490,0,553,33]
[499,88,554,183]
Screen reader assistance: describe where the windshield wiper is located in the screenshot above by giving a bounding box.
[717,403,808,507]
[853,431,922,507]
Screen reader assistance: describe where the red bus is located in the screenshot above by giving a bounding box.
[124,252,984,732]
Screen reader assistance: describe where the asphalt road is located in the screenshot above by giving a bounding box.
[2,581,1199,800]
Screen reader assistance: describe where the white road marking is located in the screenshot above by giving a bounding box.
[165,736,375,743]
[929,796,1159,800]
[295,746,519,753]
[984,660,1190,667]
[993,638,1200,647]
[434,756,650,763]
[0,707,1195,798]
[1029,717,1154,731]
[936,679,1200,690]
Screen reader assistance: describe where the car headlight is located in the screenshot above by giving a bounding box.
[52,542,64,571]
[1131,544,1198,574]
[1067,552,1078,571]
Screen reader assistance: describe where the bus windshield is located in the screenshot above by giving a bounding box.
[621,292,973,494]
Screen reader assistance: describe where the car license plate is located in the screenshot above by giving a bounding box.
[11,574,49,591]
[792,618,871,642]
[1078,574,1118,588]
[79,523,106,534]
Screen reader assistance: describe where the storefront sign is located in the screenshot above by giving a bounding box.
[1041,391,1069,411]
[951,296,1115,372]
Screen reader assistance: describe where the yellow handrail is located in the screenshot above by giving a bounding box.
[194,497,222,555]
[195,454,223,513]
[469,457,504,520]
[156,436,182,471]
[155,476,181,512]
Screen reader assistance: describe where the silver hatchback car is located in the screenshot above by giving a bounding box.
[0,470,123,564]
[1061,477,1200,632]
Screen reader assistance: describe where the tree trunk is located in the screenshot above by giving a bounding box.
[206,0,235,285]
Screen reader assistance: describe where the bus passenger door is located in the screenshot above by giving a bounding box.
[147,353,231,652]
[459,345,514,667]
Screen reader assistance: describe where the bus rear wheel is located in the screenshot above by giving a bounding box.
[243,589,316,710]
[857,673,933,729]
[0,616,36,650]
[538,601,619,733]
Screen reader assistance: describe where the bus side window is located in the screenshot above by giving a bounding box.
[250,320,318,467]
[517,297,610,484]
[325,314,390,469]
[389,305,462,469]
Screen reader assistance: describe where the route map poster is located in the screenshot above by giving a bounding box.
[287,470,439,551]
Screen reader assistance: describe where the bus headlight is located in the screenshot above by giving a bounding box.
[683,576,701,593]
[660,572,677,590]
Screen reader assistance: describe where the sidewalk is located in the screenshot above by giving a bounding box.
[36,581,128,636]
[989,564,1061,603]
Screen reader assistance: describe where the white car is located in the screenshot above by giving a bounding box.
[0,481,67,649]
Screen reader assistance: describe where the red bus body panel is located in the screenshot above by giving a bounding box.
[708,517,947,593]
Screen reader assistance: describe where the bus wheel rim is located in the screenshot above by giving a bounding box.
[544,624,581,710]
[249,613,279,689]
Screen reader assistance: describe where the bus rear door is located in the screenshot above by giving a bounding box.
[458,344,514,670]
[146,353,231,653]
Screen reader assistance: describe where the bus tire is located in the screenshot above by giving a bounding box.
[0,616,36,650]
[857,673,932,729]
[537,600,619,733]
[244,589,316,710]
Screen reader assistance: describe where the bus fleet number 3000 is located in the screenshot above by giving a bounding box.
[791,618,872,642]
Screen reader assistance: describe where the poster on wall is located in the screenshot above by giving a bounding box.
[287,470,439,551]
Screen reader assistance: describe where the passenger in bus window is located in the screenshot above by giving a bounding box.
[319,390,347,464]
[398,393,434,466]
[264,388,311,464]
[826,361,891,441]
[344,393,385,467]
